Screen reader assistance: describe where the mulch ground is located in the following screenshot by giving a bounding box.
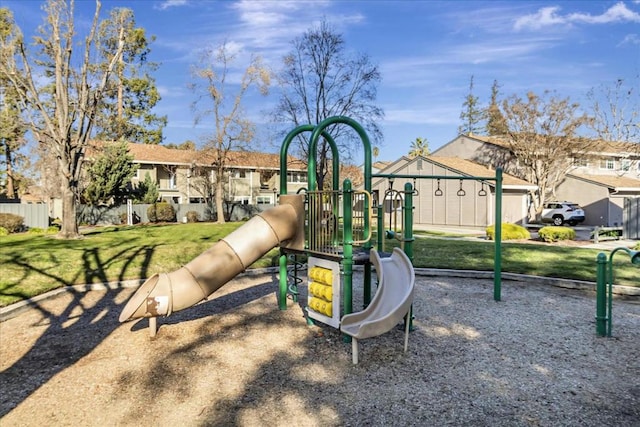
[1,272,639,426]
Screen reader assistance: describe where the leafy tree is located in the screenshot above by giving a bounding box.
[485,79,508,136]
[94,7,166,144]
[272,19,383,190]
[458,75,484,136]
[587,77,639,145]
[0,9,27,199]
[136,172,159,204]
[83,140,137,205]
[189,41,270,223]
[408,137,429,158]
[501,91,594,218]
[0,0,126,238]
[164,140,196,150]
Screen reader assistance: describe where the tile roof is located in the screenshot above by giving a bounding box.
[568,172,640,189]
[425,156,536,187]
[376,155,535,188]
[88,141,305,171]
[464,134,640,154]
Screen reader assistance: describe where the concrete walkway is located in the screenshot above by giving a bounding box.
[412,223,638,251]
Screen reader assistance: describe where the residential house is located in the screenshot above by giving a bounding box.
[372,156,536,228]
[432,135,640,226]
[94,142,308,205]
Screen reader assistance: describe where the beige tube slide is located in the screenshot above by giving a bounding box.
[119,194,305,323]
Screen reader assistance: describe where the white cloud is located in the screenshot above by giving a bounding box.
[619,33,640,45]
[568,2,640,24]
[156,0,188,11]
[514,6,566,31]
[515,2,640,31]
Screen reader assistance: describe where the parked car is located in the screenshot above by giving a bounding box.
[541,201,586,226]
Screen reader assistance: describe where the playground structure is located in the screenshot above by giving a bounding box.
[119,116,505,363]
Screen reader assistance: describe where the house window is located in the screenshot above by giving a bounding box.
[169,171,177,189]
[234,196,249,205]
[572,158,588,168]
[620,159,632,171]
[256,196,272,204]
[234,170,247,178]
[599,159,615,170]
[287,172,307,183]
[417,159,423,170]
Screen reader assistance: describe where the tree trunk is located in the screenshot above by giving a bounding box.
[4,145,16,198]
[215,178,225,224]
[59,182,81,238]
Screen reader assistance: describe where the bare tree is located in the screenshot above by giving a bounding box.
[0,0,126,238]
[587,76,639,173]
[501,91,594,218]
[272,20,383,189]
[189,42,270,224]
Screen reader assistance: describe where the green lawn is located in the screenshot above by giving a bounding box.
[1,223,637,307]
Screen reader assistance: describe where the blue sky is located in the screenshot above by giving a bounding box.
[4,0,640,162]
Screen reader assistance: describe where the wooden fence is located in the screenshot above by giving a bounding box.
[0,201,274,229]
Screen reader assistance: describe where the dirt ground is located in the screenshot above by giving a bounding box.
[1,272,639,426]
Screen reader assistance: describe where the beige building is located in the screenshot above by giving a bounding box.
[432,135,640,226]
[120,143,307,204]
[373,156,536,228]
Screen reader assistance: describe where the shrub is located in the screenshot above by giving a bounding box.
[47,226,59,234]
[538,226,576,242]
[147,202,176,223]
[27,227,45,234]
[0,227,8,236]
[0,213,24,233]
[486,223,530,241]
[186,211,199,223]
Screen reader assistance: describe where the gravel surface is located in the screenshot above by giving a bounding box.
[1,272,639,426]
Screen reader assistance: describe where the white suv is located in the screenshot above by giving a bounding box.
[541,201,585,226]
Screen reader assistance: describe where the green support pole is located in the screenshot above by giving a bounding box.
[343,179,354,341]
[494,168,503,301]
[403,182,414,262]
[403,182,415,331]
[278,252,288,310]
[280,124,338,194]
[376,204,384,252]
[595,252,608,337]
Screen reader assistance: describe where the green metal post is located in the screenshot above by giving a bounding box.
[280,124,337,194]
[278,252,288,310]
[596,247,639,337]
[494,168,503,301]
[403,182,414,262]
[403,182,415,331]
[595,252,608,336]
[376,204,384,252]
[343,179,354,341]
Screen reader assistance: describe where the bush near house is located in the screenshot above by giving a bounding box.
[539,226,576,242]
[186,211,200,223]
[0,227,8,236]
[486,223,530,241]
[147,202,176,223]
[0,213,24,233]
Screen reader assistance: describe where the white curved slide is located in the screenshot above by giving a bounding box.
[340,248,415,364]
